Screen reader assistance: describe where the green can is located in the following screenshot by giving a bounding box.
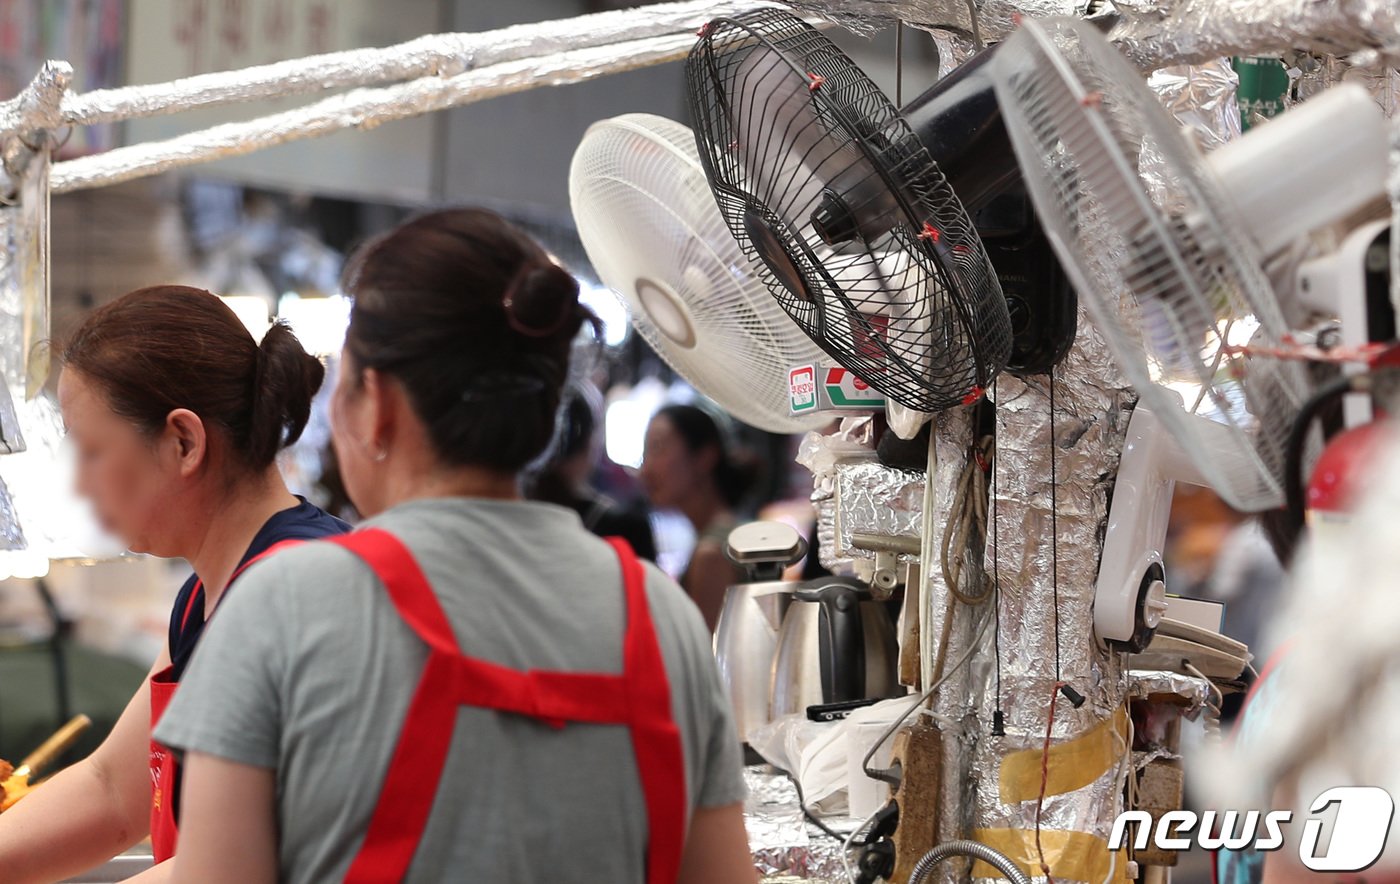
[1232,56,1290,130]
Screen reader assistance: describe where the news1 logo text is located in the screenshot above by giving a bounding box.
[1110,787,1395,872]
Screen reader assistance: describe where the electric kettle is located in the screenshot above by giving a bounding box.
[714,521,806,741]
[770,576,900,719]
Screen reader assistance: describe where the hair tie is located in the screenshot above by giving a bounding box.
[501,263,577,338]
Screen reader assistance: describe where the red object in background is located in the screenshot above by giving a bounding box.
[1307,420,1392,514]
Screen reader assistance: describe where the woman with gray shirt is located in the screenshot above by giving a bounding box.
[153,209,754,883]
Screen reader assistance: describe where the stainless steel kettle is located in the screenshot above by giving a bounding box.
[770,576,899,719]
[714,522,806,741]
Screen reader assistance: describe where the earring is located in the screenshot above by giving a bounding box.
[360,437,388,462]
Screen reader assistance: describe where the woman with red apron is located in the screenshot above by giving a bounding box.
[153,210,756,883]
[0,285,347,884]
[149,529,340,860]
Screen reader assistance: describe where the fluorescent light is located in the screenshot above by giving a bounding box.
[220,295,272,340]
[579,282,630,348]
[277,293,351,356]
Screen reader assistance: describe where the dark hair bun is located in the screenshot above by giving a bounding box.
[249,321,325,467]
[62,285,328,476]
[503,262,580,338]
[343,207,599,473]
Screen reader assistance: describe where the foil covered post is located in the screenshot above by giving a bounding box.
[917,312,1134,884]
[0,63,60,416]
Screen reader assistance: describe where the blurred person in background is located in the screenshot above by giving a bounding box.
[529,383,656,560]
[640,404,758,631]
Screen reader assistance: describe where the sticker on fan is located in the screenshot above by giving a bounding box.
[824,368,884,407]
[789,366,817,413]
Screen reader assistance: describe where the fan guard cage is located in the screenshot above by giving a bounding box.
[569,114,832,434]
[993,17,1312,510]
[686,9,1012,412]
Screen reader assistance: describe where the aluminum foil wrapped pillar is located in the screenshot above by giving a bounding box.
[0,61,73,555]
[0,60,65,404]
[921,312,1135,884]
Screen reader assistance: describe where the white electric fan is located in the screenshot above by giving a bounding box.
[991,17,1390,647]
[569,113,833,434]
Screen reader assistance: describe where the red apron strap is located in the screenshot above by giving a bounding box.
[325,529,462,656]
[607,537,689,883]
[180,539,306,631]
[177,579,203,632]
[339,531,689,884]
[342,653,461,883]
[151,538,306,863]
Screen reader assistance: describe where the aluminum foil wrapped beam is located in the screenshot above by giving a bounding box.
[0,61,71,154]
[50,31,697,195]
[6,0,774,131]
[773,0,1400,69]
[774,0,1080,41]
[916,312,1134,884]
[1109,0,1400,70]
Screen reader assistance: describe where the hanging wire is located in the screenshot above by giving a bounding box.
[965,0,985,49]
[862,599,996,785]
[1049,370,1062,681]
[894,21,904,106]
[992,383,1005,735]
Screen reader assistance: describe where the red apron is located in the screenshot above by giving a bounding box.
[328,528,688,884]
[148,544,292,862]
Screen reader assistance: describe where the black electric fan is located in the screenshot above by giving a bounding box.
[686,10,1076,406]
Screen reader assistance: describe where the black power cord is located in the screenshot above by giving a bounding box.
[786,770,848,844]
[1283,372,1371,539]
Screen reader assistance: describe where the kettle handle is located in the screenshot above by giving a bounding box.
[815,584,866,703]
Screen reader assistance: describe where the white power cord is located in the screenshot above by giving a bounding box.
[841,804,888,884]
[862,603,995,783]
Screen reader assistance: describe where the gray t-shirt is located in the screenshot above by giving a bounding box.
[155,497,745,883]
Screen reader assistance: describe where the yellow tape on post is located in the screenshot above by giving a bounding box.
[998,704,1130,805]
[970,827,1131,884]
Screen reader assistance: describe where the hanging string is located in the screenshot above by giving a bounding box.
[1049,370,1062,681]
[1035,679,1062,884]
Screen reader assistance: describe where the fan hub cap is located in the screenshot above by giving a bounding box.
[634,277,697,349]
